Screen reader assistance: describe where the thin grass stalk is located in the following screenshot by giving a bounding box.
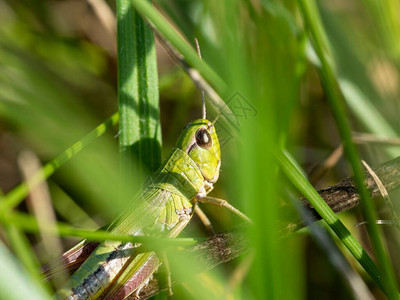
[297,1,398,298]
[130,0,225,90]
[276,150,385,292]
[290,196,374,300]
[128,0,227,98]
[339,80,400,158]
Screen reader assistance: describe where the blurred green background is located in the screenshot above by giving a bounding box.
[1,0,400,299]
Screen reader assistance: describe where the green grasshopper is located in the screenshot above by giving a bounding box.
[52,116,249,299]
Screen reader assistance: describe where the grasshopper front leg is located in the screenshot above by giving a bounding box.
[197,196,252,224]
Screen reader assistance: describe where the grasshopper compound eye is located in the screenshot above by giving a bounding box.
[196,128,212,149]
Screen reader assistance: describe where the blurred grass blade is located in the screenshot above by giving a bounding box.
[50,183,99,229]
[1,210,197,248]
[0,241,50,300]
[0,191,45,290]
[6,225,49,292]
[339,79,399,158]
[305,22,400,158]
[0,113,119,215]
[18,150,67,289]
[298,0,398,297]
[361,0,400,61]
[213,1,306,298]
[117,0,161,180]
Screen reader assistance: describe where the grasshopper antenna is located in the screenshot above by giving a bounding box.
[211,114,220,127]
[195,38,220,127]
[195,38,206,120]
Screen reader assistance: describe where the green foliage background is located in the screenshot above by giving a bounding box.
[0,0,400,299]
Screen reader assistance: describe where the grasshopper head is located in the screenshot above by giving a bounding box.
[176,119,221,183]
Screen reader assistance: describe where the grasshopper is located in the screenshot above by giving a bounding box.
[51,116,249,299]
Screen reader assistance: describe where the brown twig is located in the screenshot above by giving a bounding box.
[352,132,400,145]
[132,232,249,300]
[283,156,400,233]
[313,156,400,212]
[133,156,400,298]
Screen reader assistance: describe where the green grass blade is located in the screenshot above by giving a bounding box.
[276,149,385,293]
[313,5,400,156]
[0,241,50,300]
[215,2,305,298]
[117,0,161,180]
[5,225,50,292]
[361,0,400,60]
[49,183,99,229]
[298,1,398,297]
[1,211,197,248]
[306,28,400,157]
[0,113,119,215]
[288,190,373,299]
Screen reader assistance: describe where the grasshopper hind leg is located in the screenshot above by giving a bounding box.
[131,275,153,300]
[194,205,215,234]
[160,252,173,297]
[160,215,192,296]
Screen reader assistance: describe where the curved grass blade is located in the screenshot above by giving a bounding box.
[276,149,385,293]
[298,1,398,297]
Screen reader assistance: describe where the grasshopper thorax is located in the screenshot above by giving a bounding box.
[176,119,221,184]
